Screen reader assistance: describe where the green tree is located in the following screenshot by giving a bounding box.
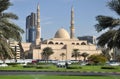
[95,0,120,49]
[81,52,89,62]
[60,53,65,60]
[71,49,80,60]
[88,54,107,65]
[0,0,24,63]
[42,47,54,62]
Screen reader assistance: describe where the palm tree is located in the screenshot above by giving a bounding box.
[42,47,54,62]
[95,0,120,50]
[101,48,111,61]
[60,53,65,60]
[0,0,24,62]
[71,49,80,60]
[81,52,89,62]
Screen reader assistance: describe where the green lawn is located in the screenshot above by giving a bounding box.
[0,65,120,79]
[0,75,120,79]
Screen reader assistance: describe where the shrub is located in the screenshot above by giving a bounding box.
[37,62,53,65]
[7,63,21,67]
[36,64,56,69]
[88,54,107,65]
[23,65,35,68]
[67,65,82,69]
[36,65,50,69]
[101,66,117,69]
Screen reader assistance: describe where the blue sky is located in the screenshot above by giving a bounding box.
[7,0,118,42]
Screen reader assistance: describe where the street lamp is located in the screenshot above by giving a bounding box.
[38,49,39,59]
[14,42,18,63]
[14,45,17,63]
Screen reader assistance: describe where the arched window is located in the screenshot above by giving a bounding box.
[76,43,79,45]
[48,41,54,44]
[60,42,63,45]
[55,42,59,44]
[72,43,75,45]
[81,42,86,45]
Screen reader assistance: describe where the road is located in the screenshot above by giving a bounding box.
[0,70,120,76]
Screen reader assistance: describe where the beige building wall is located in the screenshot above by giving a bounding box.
[32,39,101,61]
[21,42,31,52]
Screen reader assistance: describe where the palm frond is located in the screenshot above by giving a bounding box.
[95,15,120,32]
[108,0,120,15]
[0,18,24,41]
[0,13,18,20]
[0,38,14,59]
[97,30,120,49]
[0,0,12,12]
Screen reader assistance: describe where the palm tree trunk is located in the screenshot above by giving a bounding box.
[113,47,116,60]
[0,54,5,63]
[75,57,77,60]
[3,59,5,64]
[2,56,5,64]
[62,56,63,60]
[84,57,86,62]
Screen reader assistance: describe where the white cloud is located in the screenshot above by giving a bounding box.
[41,17,53,21]
[41,16,53,25]
[43,21,53,25]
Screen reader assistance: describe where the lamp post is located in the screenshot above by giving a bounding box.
[14,45,17,63]
[65,45,67,61]
[14,42,18,63]
[38,49,39,59]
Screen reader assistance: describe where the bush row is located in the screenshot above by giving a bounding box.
[23,65,55,69]
[101,66,118,69]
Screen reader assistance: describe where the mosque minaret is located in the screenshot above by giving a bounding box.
[35,4,41,46]
[70,6,75,39]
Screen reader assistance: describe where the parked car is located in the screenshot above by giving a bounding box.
[80,62,88,66]
[0,60,3,63]
[56,60,72,67]
[56,61,66,67]
[106,61,120,66]
[20,63,27,66]
[0,64,8,67]
[70,60,80,63]
[108,62,120,66]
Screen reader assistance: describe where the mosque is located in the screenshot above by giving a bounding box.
[21,4,101,61]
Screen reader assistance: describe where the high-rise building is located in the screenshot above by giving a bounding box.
[26,12,36,43]
[78,36,96,44]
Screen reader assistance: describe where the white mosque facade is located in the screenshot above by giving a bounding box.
[21,5,101,60]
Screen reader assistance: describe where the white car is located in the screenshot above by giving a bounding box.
[56,61,66,67]
[19,62,27,66]
[56,60,71,67]
[108,62,120,66]
[0,64,8,67]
